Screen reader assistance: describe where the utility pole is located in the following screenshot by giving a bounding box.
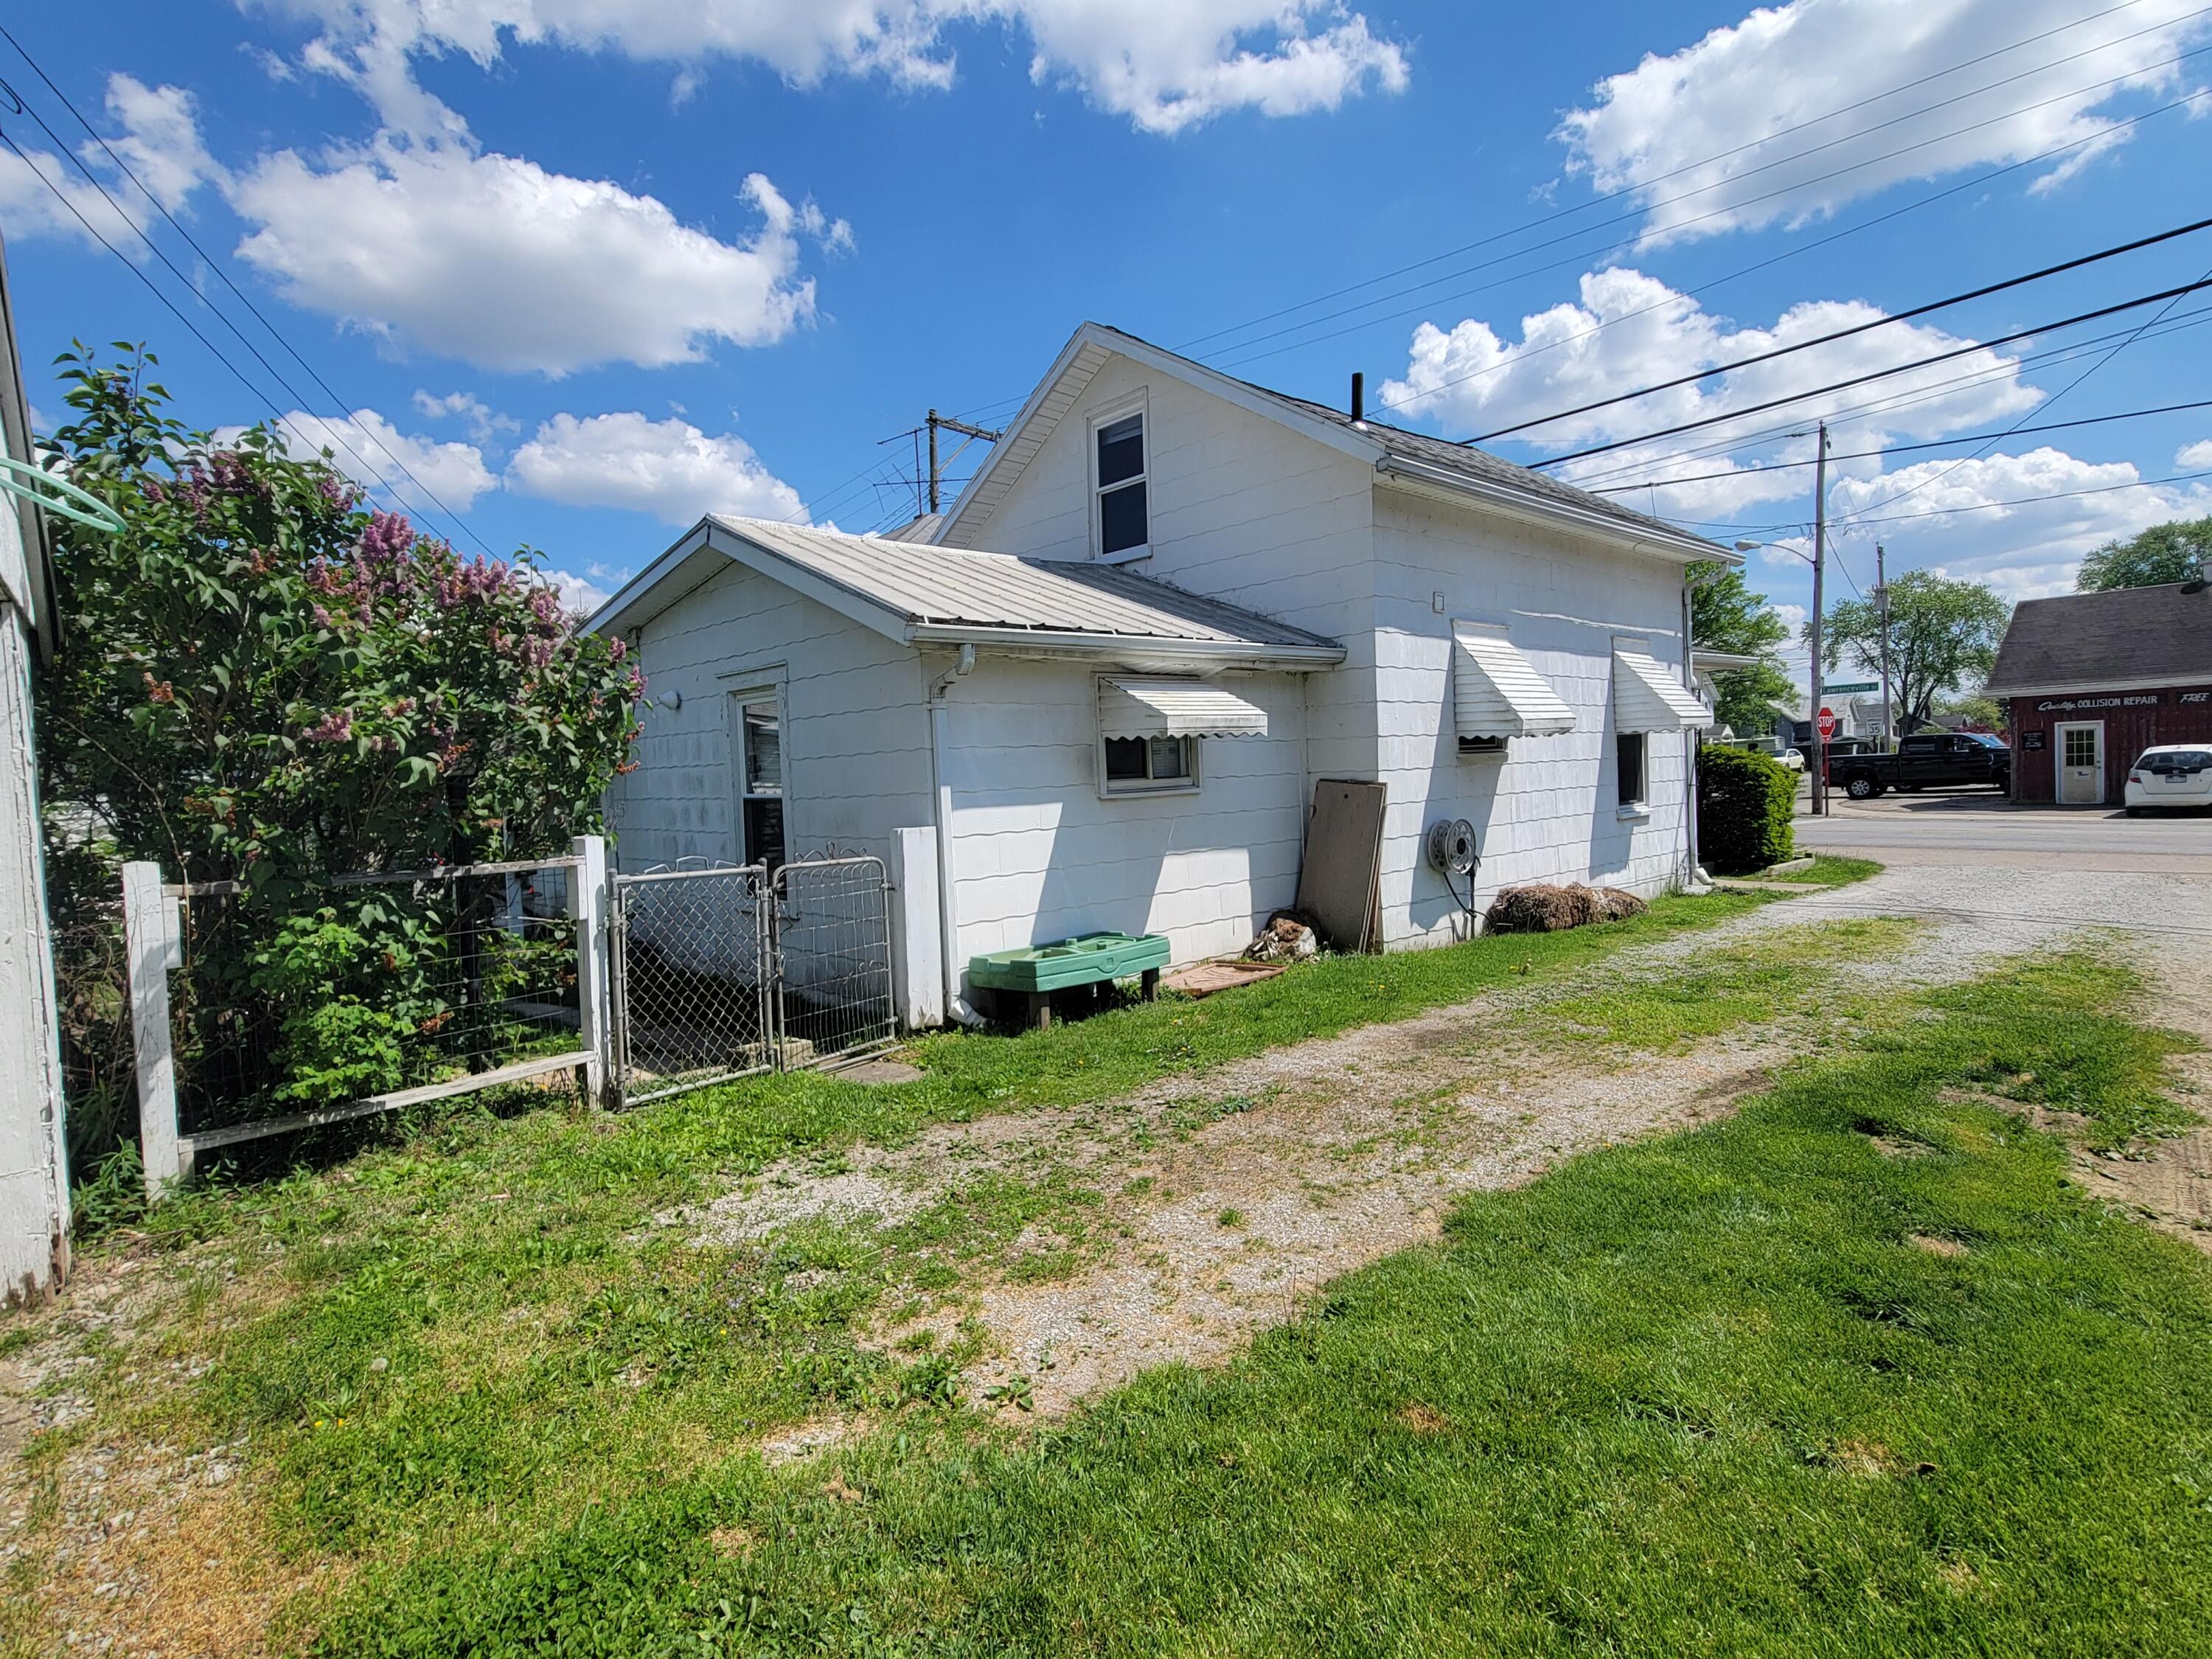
[1809,420,1829,817]
[924,410,1005,515]
[1876,541,1893,751]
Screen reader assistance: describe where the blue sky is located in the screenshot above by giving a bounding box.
[4,0,2209,686]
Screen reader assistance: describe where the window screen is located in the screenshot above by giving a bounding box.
[1102,732,1194,792]
[738,696,786,868]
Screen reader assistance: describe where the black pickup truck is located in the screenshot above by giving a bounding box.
[1831,731,2011,799]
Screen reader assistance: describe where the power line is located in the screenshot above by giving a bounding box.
[0,26,499,558]
[1586,397,2212,493]
[1175,0,2188,356]
[1829,464,2212,528]
[1215,38,2212,375]
[1831,254,2212,529]
[945,29,2212,435]
[0,87,501,560]
[1526,278,2212,469]
[1467,215,2212,445]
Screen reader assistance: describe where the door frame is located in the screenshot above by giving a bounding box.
[2053,719,2105,805]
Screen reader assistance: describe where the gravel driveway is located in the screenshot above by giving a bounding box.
[708,865,2212,1422]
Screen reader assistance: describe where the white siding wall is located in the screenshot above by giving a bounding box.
[0,564,66,1302]
[945,358,1382,783]
[1371,486,1696,948]
[938,655,1309,973]
[606,560,935,872]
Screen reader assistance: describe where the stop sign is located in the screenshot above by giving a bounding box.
[1817,706,1837,740]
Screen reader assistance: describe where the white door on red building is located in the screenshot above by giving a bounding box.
[2054,721,2104,804]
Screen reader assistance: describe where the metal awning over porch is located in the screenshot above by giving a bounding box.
[1096,675,1269,738]
[1452,622,1575,738]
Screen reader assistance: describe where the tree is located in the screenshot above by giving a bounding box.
[37,346,641,1133]
[1688,563,1795,736]
[1811,569,2009,733]
[2075,517,2210,591]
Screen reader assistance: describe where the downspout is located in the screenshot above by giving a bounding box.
[1682,578,1705,888]
[927,644,984,1027]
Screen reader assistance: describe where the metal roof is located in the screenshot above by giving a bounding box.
[590,515,1344,664]
[1986,582,2212,695]
[939,322,1729,565]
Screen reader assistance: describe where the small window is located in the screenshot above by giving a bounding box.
[737,695,786,869]
[1102,733,1195,794]
[1457,735,1506,756]
[2062,727,2098,768]
[1616,731,1646,807]
[1095,411,1148,558]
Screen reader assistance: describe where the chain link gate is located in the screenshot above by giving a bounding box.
[608,854,896,1105]
[771,855,897,1069]
[608,862,773,1107]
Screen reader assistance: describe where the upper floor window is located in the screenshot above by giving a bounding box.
[1095,411,1148,559]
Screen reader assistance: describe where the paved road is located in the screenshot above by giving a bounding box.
[1792,789,2212,874]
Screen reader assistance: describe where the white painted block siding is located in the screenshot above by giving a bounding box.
[936,655,1307,971]
[1371,487,1692,947]
[605,560,934,873]
[0,552,68,1301]
[942,356,1384,785]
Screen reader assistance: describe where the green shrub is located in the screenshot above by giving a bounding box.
[1697,745,1795,874]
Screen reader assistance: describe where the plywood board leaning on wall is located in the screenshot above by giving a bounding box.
[1293,779,1386,953]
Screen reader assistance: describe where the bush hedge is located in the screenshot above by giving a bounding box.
[1697,745,1796,874]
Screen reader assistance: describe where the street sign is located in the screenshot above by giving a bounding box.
[1817,707,1838,740]
[1823,681,1878,694]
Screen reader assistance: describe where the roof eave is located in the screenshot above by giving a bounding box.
[1989,674,2212,699]
[583,518,715,637]
[906,620,1344,669]
[1376,456,1734,566]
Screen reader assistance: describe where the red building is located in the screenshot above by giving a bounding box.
[1986,581,2212,805]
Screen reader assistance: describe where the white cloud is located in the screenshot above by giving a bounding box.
[504,411,806,525]
[543,566,613,616]
[412,389,520,441]
[2177,439,2212,470]
[1379,267,2042,521]
[1559,0,2212,244]
[231,142,838,375]
[1826,447,2212,599]
[0,74,216,249]
[221,407,498,512]
[256,0,1409,136]
[100,75,222,211]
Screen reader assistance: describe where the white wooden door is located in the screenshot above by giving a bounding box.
[2054,721,2104,804]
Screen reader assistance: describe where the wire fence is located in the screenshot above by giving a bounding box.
[168,860,589,1143]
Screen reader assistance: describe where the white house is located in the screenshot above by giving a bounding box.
[592,323,1725,1026]
[0,231,71,1302]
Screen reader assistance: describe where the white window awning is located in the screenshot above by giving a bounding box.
[1097,675,1269,739]
[1452,622,1576,739]
[1613,642,1714,733]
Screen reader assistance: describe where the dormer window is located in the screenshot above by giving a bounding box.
[1095,408,1148,560]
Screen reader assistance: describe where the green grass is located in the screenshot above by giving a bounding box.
[1764,855,1885,887]
[303,948,2212,1658]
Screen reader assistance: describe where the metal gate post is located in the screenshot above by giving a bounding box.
[605,878,630,1110]
[569,834,611,1107]
[765,863,787,1072]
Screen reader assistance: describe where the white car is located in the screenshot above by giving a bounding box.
[1775,747,1806,773]
[2124,744,2212,815]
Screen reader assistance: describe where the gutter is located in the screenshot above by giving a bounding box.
[1375,456,1733,567]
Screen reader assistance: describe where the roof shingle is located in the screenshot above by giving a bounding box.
[1985,582,2212,694]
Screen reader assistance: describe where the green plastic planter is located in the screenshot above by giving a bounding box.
[967,931,1170,994]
